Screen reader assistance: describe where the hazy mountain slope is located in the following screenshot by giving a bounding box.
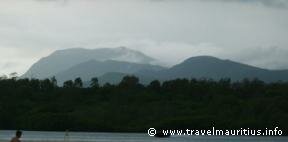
[55,60,165,85]
[23,48,288,85]
[22,47,155,79]
[97,72,157,85]
[155,56,288,82]
[98,72,128,85]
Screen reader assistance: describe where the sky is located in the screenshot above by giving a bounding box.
[1,0,288,76]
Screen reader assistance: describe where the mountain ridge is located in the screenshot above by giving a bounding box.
[97,56,288,85]
[22,47,155,79]
[22,47,288,86]
[55,59,165,85]
[151,56,288,81]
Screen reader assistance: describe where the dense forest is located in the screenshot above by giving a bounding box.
[0,75,287,135]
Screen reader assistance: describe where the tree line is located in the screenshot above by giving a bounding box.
[0,75,287,135]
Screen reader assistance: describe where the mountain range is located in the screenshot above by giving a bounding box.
[22,47,154,79]
[54,60,165,85]
[22,47,288,86]
[150,56,288,82]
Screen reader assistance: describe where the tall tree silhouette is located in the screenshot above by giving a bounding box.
[63,80,74,88]
[119,75,139,88]
[51,76,58,88]
[148,80,161,91]
[74,77,83,88]
[90,77,99,89]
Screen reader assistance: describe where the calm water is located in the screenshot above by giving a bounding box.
[0,130,287,142]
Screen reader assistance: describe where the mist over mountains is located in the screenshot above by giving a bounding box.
[22,47,288,86]
[22,47,155,78]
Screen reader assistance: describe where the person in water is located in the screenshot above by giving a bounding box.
[64,129,69,142]
[10,130,22,142]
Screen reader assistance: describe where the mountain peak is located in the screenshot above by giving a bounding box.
[184,56,222,62]
[22,47,155,79]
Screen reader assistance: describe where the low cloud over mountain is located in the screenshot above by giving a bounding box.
[22,47,155,79]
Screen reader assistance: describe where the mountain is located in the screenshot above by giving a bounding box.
[55,60,165,85]
[98,72,128,85]
[153,56,288,82]
[22,47,155,79]
[23,47,288,85]
[97,72,157,85]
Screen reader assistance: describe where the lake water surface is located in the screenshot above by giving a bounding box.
[0,130,287,142]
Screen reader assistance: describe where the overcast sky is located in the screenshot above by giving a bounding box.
[1,0,288,75]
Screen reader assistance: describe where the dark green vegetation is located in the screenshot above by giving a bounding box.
[0,76,287,135]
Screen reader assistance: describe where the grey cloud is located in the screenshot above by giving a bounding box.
[152,0,288,8]
[1,62,18,69]
[1,0,288,75]
[35,0,59,1]
[219,0,288,8]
